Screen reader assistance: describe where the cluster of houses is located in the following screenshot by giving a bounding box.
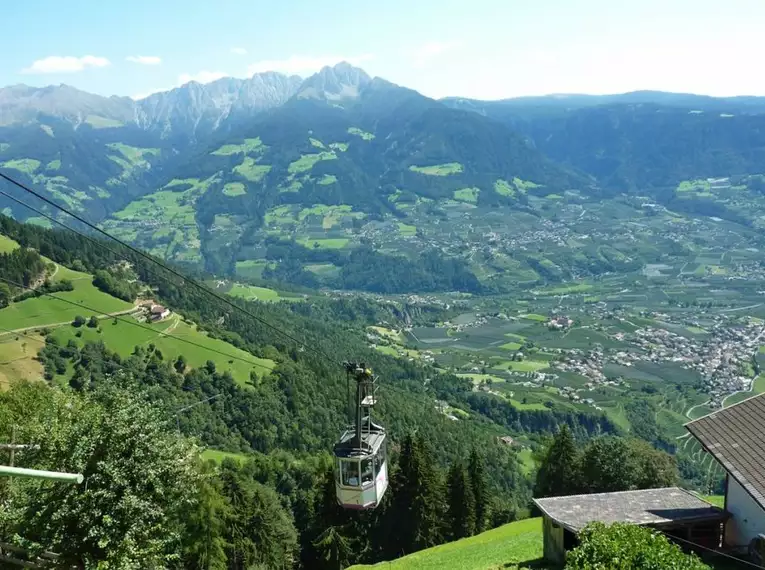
[553,347,608,384]
[547,315,574,330]
[619,322,764,407]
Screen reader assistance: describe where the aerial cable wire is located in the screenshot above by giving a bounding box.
[0,173,337,364]
[0,276,275,373]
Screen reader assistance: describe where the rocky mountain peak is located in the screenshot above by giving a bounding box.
[295,62,372,101]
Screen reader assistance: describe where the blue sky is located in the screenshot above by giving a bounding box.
[4,0,765,100]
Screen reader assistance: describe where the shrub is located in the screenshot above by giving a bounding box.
[565,522,710,570]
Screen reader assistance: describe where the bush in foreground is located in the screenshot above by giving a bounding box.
[565,522,710,570]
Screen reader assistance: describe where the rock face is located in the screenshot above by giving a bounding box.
[295,62,372,101]
[136,72,303,137]
[0,72,304,137]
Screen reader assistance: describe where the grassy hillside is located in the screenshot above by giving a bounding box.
[49,316,275,387]
[349,518,544,570]
[0,330,44,388]
[0,233,20,252]
[0,244,276,388]
[0,271,132,330]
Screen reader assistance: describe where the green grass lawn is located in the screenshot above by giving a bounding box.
[228,284,280,302]
[347,127,375,140]
[495,360,549,373]
[297,237,350,249]
[534,283,593,295]
[0,332,45,388]
[288,151,337,174]
[0,233,20,253]
[494,179,515,197]
[409,163,463,176]
[703,495,724,508]
[500,342,523,351]
[235,260,270,280]
[517,448,536,475]
[201,448,249,463]
[234,157,271,182]
[349,518,544,570]
[398,223,417,236]
[211,137,263,156]
[454,187,480,203]
[223,182,246,196]
[2,158,41,174]
[0,278,132,330]
[521,313,548,322]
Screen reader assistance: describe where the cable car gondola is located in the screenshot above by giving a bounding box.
[333,361,388,510]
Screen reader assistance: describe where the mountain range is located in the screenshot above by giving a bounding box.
[2,62,765,285]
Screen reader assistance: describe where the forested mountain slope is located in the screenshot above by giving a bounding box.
[443,93,765,191]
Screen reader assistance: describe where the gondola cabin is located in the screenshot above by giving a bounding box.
[334,418,388,509]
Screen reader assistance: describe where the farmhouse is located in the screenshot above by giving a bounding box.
[150,304,170,321]
[533,487,727,565]
[685,392,765,549]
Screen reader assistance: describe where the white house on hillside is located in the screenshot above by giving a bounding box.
[686,393,765,551]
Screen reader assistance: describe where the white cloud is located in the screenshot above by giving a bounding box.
[247,54,373,76]
[231,47,247,55]
[22,55,110,74]
[177,70,228,85]
[126,55,162,65]
[410,41,461,67]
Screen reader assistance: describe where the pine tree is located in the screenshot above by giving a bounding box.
[534,424,582,498]
[313,526,352,570]
[447,461,476,539]
[468,448,488,533]
[181,462,231,570]
[390,433,444,555]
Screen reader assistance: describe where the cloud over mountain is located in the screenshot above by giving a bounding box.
[22,55,110,74]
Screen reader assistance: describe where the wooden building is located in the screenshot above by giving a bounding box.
[686,392,765,550]
[533,487,728,565]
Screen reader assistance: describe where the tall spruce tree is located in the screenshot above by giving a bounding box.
[447,461,476,539]
[534,424,582,498]
[390,433,445,555]
[467,448,488,533]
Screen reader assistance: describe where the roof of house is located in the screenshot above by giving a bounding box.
[685,392,765,510]
[533,487,726,533]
